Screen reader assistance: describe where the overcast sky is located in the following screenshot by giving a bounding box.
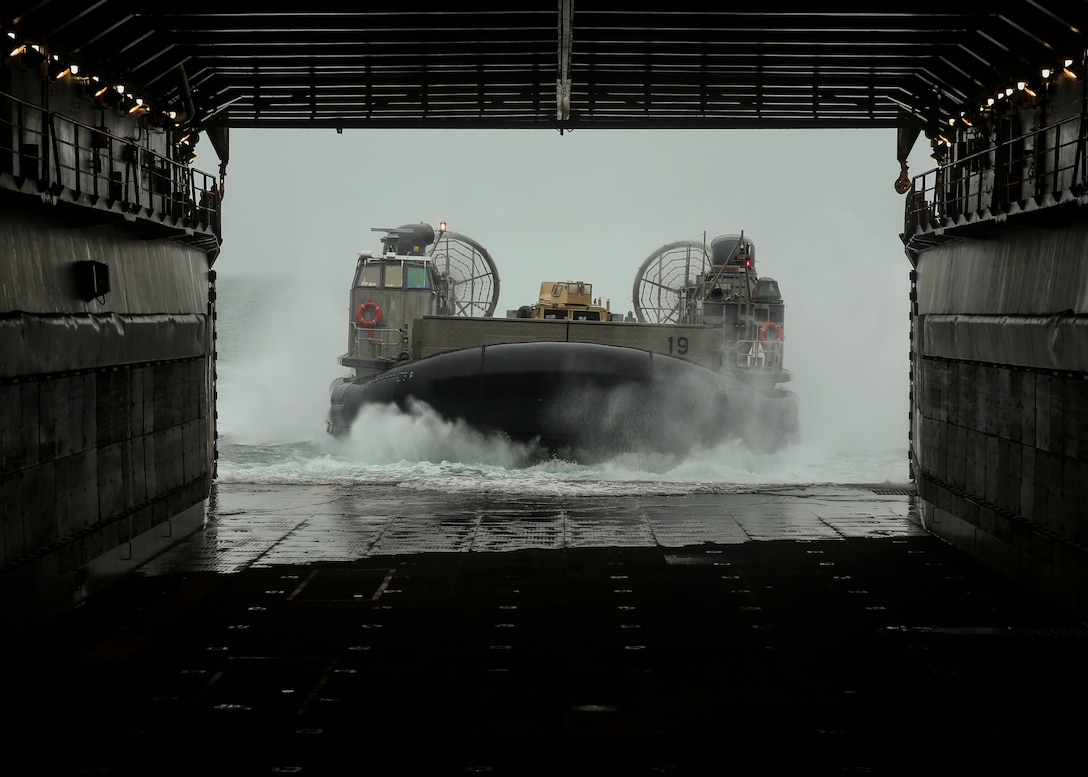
[213,128,935,454]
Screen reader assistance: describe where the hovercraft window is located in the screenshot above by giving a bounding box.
[384,264,404,288]
[358,264,382,287]
[406,265,430,289]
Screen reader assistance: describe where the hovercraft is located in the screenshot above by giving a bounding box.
[327,222,798,458]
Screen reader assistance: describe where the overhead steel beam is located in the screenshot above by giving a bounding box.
[557,0,573,123]
[2,3,1085,132]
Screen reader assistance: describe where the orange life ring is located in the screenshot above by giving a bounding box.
[758,321,783,342]
[356,301,382,327]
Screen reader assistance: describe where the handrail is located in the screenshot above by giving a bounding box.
[0,89,220,237]
[352,325,408,361]
[905,113,1086,235]
[734,339,784,373]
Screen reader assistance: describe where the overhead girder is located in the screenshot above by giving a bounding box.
[3,3,1086,131]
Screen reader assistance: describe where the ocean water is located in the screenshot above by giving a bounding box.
[212,274,911,496]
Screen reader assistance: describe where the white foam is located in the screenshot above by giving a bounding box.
[215,398,909,497]
[212,275,910,498]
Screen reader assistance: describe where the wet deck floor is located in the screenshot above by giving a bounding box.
[3,482,1087,775]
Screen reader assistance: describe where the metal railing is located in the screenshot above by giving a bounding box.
[734,339,785,373]
[352,325,410,362]
[906,113,1087,234]
[0,90,220,235]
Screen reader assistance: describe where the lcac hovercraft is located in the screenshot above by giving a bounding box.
[327,223,798,460]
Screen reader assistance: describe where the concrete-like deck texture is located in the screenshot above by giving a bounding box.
[3,482,1085,775]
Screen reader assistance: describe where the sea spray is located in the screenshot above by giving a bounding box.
[213,275,909,495]
[216,401,909,494]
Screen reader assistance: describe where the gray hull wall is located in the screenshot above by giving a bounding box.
[911,221,1088,615]
[0,209,215,627]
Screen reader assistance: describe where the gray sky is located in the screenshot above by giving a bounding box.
[214,128,935,453]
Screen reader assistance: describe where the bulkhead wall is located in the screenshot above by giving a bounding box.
[911,221,1088,615]
[0,207,216,627]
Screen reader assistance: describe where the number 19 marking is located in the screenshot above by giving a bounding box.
[667,336,689,355]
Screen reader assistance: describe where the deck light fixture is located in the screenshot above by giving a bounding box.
[12,42,46,68]
[1017,81,1037,98]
